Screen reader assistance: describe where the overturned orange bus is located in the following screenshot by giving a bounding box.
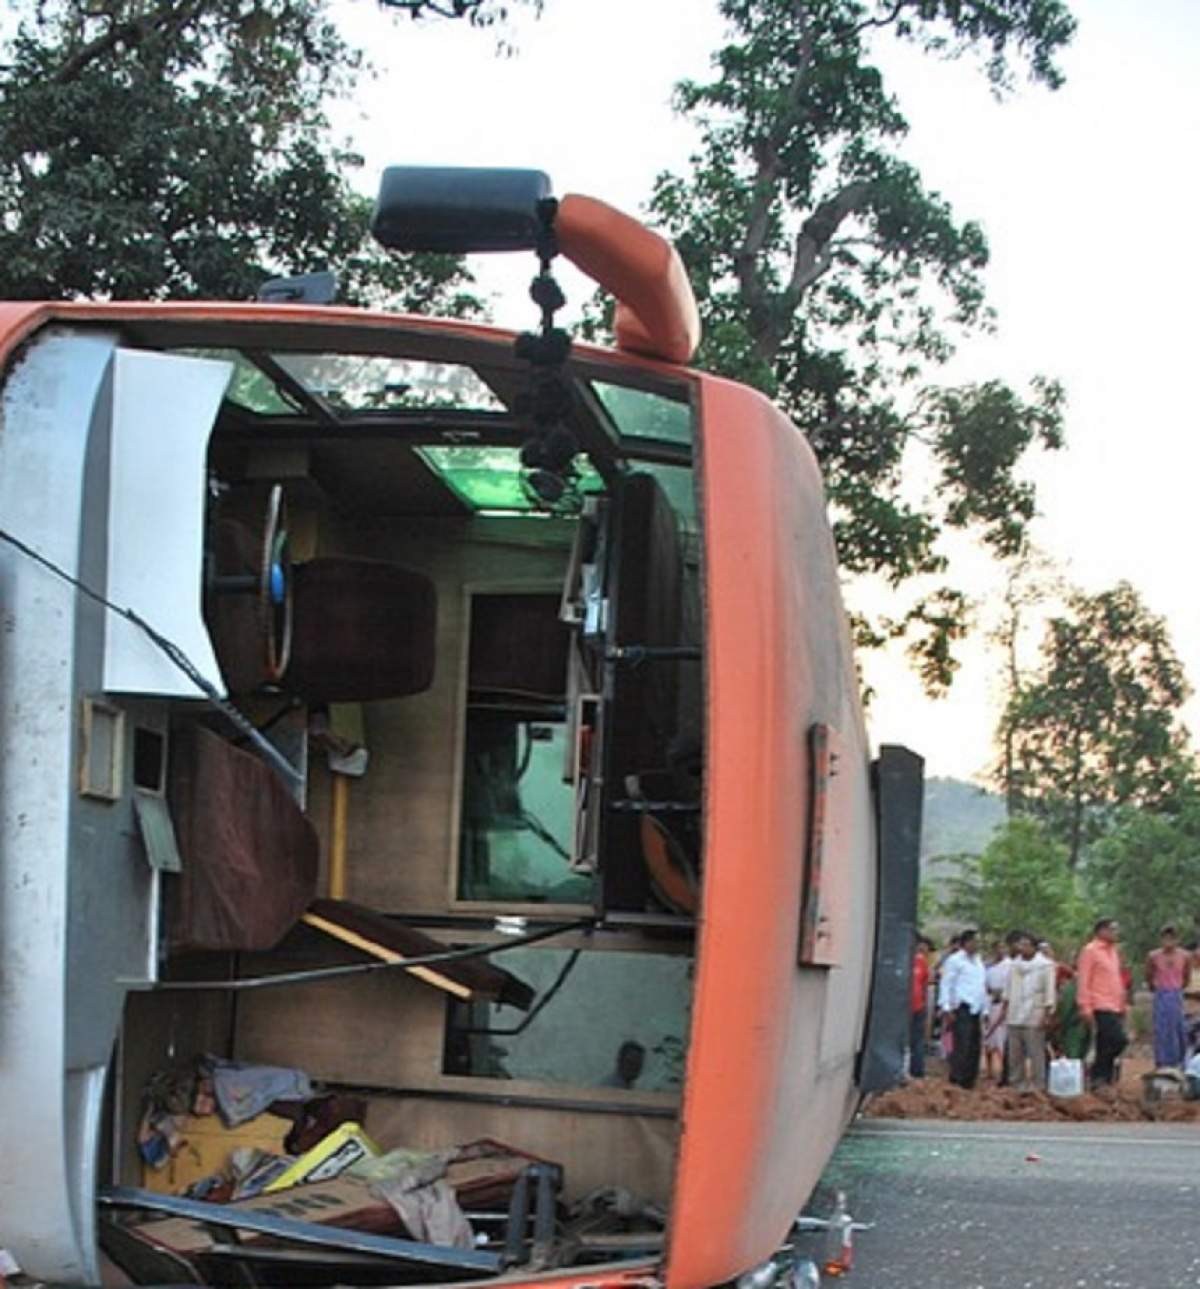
[0,168,920,1288]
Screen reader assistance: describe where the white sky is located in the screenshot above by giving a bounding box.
[336,0,1200,781]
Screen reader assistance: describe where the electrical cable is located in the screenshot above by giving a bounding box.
[519,808,572,862]
[240,697,303,742]
[0,525,303,789]
[458,946,582,1037]
[125,917,595,993]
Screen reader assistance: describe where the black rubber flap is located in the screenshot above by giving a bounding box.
[857,744,924,1093]
[372,166,553,253]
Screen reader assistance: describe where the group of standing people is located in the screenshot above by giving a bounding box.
[910,917,1197,1093]
[931,928,1056,1091]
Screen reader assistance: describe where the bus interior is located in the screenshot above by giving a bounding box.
[93,311,707,1285]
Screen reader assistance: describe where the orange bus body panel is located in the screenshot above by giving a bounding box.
[0,300,685,381]
[556,194,701,365]
[665,376,876,1289]
[0,300,521,361]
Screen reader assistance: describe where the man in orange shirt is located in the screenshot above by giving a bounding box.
[1076,917,1128,1088]
[910,936,933,1079]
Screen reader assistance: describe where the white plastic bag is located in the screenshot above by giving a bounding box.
[1048,1057,1084,1098]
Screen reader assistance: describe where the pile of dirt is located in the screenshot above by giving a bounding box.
[865,1077,1200,1124]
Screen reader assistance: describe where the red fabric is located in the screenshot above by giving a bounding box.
[1148,947,1189,991]
[168,725,318,951]
[911,951,931,1014]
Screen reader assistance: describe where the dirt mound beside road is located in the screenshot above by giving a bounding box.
[865,1074,1200,1124]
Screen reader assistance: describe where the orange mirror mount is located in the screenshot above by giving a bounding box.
[555,193,701,366]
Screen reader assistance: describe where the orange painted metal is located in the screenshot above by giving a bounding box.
[0,300,684,384]
[556,194,701,365]
[436,1267,658,1289]
[0,300,517,365]
[663,374,876,1289]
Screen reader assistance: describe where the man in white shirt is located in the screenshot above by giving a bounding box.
[1000,932,1056,1092]
[939,928,987,1089]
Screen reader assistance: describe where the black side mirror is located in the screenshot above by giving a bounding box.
[372,166,552,253]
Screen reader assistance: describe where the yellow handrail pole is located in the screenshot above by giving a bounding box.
[329,771,350,900]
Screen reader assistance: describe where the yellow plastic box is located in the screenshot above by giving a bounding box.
[262,1121,380,1193]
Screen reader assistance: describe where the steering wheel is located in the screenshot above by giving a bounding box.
[257,484,293,682]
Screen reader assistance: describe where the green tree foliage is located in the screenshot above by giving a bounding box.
[1003,581,1194,868]
[0,1,479,308]
[1088,797,1200,964]
[647,0,1075,688]
[916,878,941,933]
[939,817,1086,949]
[936,851,983,930]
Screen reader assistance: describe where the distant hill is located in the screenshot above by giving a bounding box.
[921,776,1006,862]
[919,777,1006,933]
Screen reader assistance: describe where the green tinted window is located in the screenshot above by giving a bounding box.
[418,445,604,513]
[633,462,698,525]
[593,382,693,446]
[177,348,297,415]
[458,713,594,905]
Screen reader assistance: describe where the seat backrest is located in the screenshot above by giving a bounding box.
[603,473,691,912]
[284,557,438,704]
[167,724,318,951]
[611,472,685,772]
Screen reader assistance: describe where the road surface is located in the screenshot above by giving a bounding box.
[807,1118,1200,1288]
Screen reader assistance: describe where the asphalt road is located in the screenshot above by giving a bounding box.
[806,1118,1200,1289]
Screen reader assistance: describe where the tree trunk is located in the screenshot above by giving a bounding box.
[1068,725,1083,869]
[1004,609,1020,817]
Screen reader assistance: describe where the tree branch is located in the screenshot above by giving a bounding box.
[733,2,816,345]
[850,0,907,38]
[732,138,781,320]
[52,1,203,84]
[786,243,835,298]
[379,0,483,14]
[783,179,872,309]
[53,20,137,83]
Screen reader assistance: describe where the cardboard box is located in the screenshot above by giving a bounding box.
[131,1176,399,1257]
[447,1138,549,1206]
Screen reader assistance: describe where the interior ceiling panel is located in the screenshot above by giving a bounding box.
[311,441,469,518]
